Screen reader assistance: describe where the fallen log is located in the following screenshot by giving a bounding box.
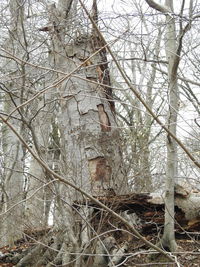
[74,184,200,235]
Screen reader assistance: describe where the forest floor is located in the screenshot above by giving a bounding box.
[127,236,200,266]
[1,192,200,266]
[1,232,200,267]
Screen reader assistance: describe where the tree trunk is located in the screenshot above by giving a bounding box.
[0,0,27,247]
[16,1,128,266]
[49,0,127,196]
[25,94,55,228]
[161,0,179,252]
[145,0,186,252]
[54,1,127,264]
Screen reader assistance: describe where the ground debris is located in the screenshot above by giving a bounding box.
[74,191,200,234]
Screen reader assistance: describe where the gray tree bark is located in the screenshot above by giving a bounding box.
[145,0,188,252]
[52,1,128,264]
[25,96,54,228]
[161,0,178,251]
[0,0,26,247]
[16,1,128,266]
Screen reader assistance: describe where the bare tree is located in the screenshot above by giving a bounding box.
[145,0,197,252]
[114,19,164,192]
[0,0,28,246]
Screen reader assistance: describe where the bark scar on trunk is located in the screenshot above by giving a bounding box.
[88,156,112,190]
[97,104,111,132]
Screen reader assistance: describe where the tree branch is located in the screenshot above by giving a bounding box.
[145,0,171,13]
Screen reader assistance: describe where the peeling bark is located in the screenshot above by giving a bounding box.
[88,156,112,195]
[97,104,111,132]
